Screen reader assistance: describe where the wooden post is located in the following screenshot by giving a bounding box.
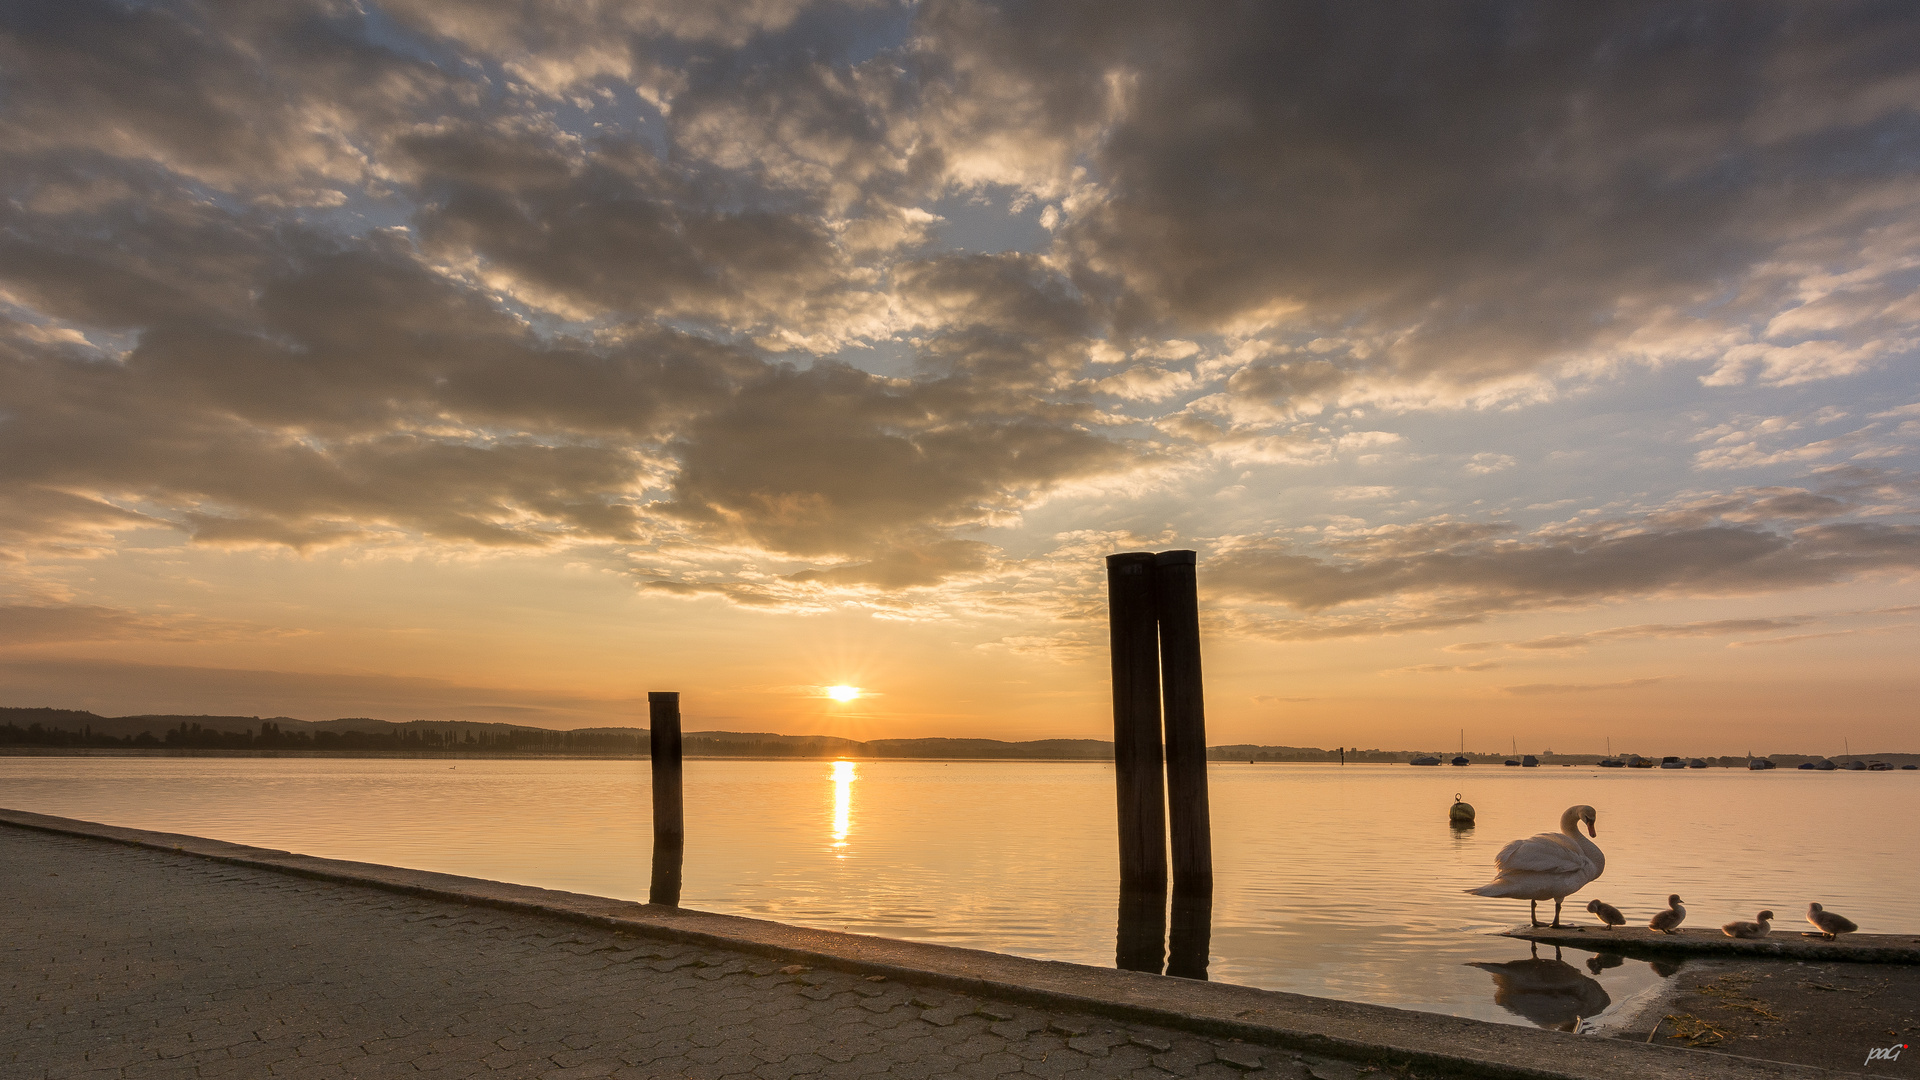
[1154,549,1213,896]
[1107,552,1167,892]
[648,691,684,906]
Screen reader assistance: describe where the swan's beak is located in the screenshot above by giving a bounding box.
[1585,821,1597,838]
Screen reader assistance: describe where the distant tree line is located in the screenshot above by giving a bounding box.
[0,722,163,748]
[1,720,649,754]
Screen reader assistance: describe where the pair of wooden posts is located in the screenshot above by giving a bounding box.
[1107,550,1212,897]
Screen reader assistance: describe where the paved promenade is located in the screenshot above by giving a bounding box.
[1,814,1839,1079]
[0,828,1324,1080]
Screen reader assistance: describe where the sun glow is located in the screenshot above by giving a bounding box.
[824,684,861,702]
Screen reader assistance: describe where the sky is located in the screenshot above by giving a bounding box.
[1,1,1917,756]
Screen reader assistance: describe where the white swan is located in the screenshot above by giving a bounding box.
[1466,805,1605,928]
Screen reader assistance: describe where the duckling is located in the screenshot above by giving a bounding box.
[1722,910,1773,939]
[1649,895,1686,934]
[1806,903,1857,940]
[1586,899,1625,929]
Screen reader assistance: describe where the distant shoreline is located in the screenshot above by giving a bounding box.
[6,747,1918,766]
[5,707,1913,764]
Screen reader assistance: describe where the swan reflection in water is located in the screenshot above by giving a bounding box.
[1468,944,1611,1031]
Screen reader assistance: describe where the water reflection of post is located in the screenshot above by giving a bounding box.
[1115,887,1166,974]
[1166,891,1212,980]
[648,691,684,907]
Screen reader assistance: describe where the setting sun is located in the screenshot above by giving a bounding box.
[824,685,861,702]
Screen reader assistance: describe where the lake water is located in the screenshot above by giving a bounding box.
[3,757,1913,1031]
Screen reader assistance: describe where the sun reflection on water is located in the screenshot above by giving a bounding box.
[830,760,855,853]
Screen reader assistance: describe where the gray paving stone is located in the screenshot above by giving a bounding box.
[0,827,1295,1080]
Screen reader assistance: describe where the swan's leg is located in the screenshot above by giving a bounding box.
[1530,899,1542,928]
[1551,896,1564,929]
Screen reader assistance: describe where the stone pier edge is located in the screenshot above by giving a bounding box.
[1,807,1833,1080]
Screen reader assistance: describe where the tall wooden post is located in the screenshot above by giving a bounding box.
[1107,552,1167,892]
[648,691,684,906]
[1155,550,1213,896]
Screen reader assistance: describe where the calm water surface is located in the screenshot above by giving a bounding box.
[3,757,1913,1030]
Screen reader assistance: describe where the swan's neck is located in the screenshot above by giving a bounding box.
[1559,807,1604,872]
[1559,808,1583,836]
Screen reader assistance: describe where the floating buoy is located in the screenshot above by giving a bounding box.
[1449,793,1476,827]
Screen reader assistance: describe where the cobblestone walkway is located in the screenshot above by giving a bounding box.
[1,829,1309,1080]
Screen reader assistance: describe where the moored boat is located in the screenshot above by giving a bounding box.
[1410,755,1441,766]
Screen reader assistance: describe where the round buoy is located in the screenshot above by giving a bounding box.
[1449,793,1476,827]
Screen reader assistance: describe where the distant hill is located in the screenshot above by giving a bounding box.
[3,706,1913,763]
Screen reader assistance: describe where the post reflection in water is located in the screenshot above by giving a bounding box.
[648,842,683,907]
[1115,888,1165,974]
[1115,889,1212,980]
[1167,891,1212,981]
[1468,944,1611,1032]
[830,760,855,854]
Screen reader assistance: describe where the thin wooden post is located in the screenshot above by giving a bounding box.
[648,691,684,906]
[1107,552,1167,892]
[1154,549,1213,896]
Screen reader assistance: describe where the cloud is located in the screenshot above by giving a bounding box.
[0,654,643,727]
[927,2,1920,402]
[660,361,1128,560]
[2,0,1917,630]
[1502,677,1673,696]
[0,604,283,646]
[1505,618,1817,651]
[1206,474,1920,631]
[1726,624,1917,648]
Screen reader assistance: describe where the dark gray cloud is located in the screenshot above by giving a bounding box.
[913,0,1920,397]
[662,361,1124,559]
[1210,484,1920,617]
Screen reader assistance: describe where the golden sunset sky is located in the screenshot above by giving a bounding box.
[2,2,1917,755]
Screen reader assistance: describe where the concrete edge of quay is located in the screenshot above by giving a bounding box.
[1,807,1840,1080]
[1505,925,1920,964]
